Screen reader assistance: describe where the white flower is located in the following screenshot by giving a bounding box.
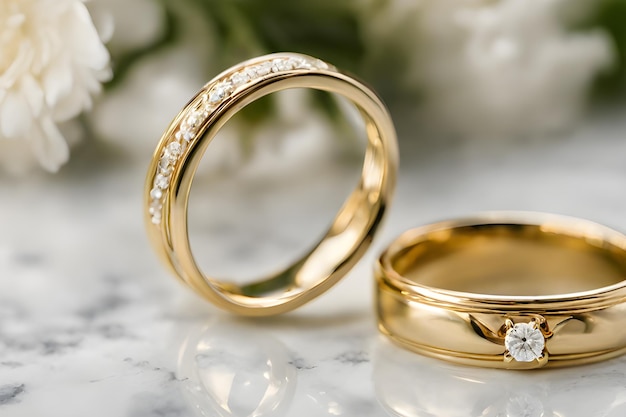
[0,0,110,173]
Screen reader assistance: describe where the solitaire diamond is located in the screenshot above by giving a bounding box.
[504,322,545,362]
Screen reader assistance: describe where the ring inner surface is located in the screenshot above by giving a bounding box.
[231,110,385,299]
[394,223,626,296]
[188,89,385,302]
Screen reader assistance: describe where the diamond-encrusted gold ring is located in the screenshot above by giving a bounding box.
[376,211,626,369]
[145,53,398,316]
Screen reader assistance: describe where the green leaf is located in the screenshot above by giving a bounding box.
[577,0,626,97]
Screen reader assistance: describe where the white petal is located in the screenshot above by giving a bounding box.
[52,90,86,121]
[0,41,34,90]
[30,116,69,172]
[20,74,44,117]
[52,68,89,121]
[42,55,73,108]
[6,13,26,29]
[0,92,32,138]
[64,2,111,70]
[31,28,59,73]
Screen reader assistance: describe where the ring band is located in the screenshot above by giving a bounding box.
[376,212,626,369]
[145,53,398,316]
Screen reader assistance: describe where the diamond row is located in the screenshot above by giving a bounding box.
[148,55,330,225]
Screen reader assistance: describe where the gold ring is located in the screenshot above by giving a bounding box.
[144,53,398,316]
[376,212,626,369]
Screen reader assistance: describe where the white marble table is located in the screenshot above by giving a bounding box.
[1,107,626,417]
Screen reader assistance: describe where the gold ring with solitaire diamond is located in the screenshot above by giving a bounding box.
[144,53,398,316]
[376,211,626,369]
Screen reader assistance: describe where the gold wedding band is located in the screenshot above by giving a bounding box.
[376,212,626,369]
[145,53,398,316]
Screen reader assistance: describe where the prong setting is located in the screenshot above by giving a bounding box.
[503,318,547,366]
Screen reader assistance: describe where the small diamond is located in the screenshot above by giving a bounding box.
[244,67,257,80]
[271,59,285,72]
[150,187,163,200]
[181,110,205,133]
[286,58,299,69]
[158,157,173,175]
[505,322,545,362]
[159,155,172,168]
[164,141,182,159]
[231,71,250,87]
[278,58,296,71]
[149,200,162,215]
[293,58,310,69]
[181,130,194,142]
[209,81,233,103]
[154,174,170,189]
[151,215,161,225]
[255,62,272,76]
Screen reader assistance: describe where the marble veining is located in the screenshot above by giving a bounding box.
[0,384,25,405]
[1,109,626,416]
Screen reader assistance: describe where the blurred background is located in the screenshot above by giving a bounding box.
[3,0,626,175]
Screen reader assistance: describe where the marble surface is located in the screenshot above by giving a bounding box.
[2,107,626,417]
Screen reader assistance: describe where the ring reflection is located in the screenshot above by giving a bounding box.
[177,321,297,417]
[373,338,626,417]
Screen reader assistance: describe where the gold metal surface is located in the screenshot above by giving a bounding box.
[376,212,626,369]
[145,53,398,316]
